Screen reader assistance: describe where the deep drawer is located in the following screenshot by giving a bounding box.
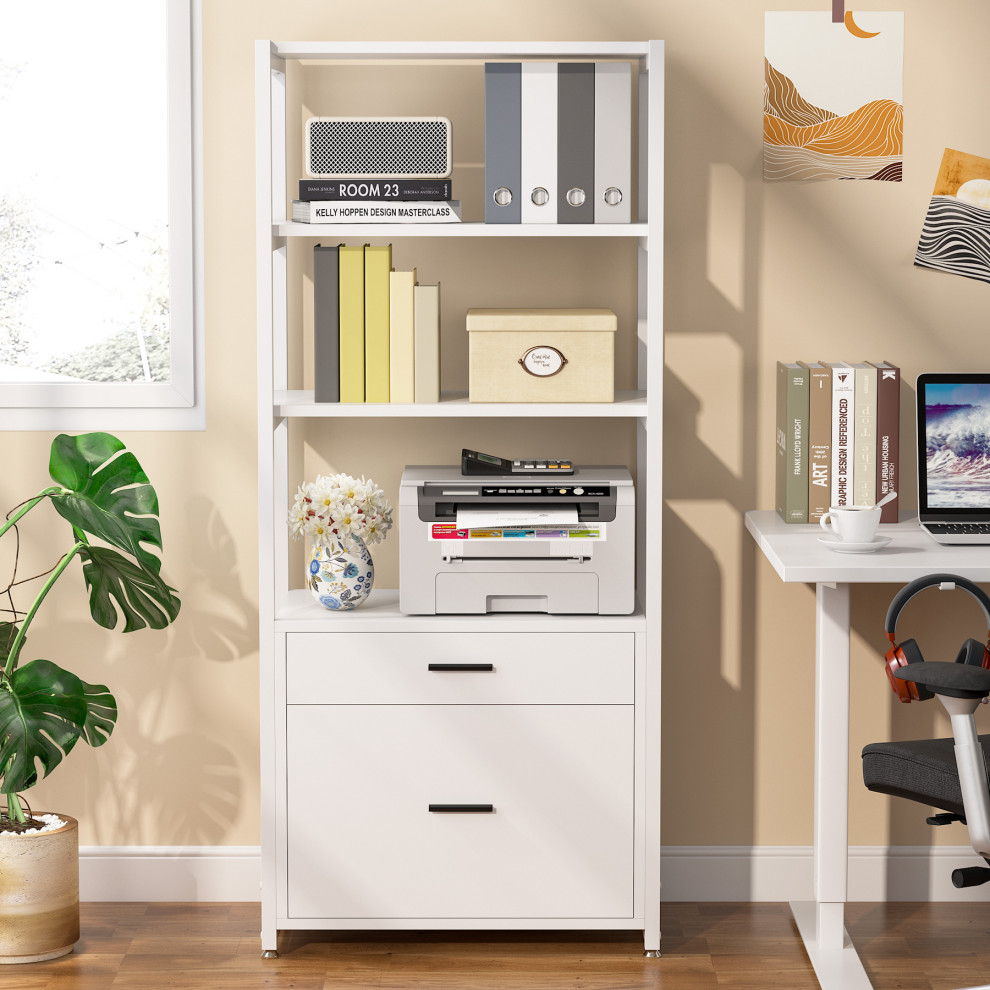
[285,703,634,919]
[285,631,634,705]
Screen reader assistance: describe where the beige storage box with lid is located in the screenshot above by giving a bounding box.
[466,308,617,402]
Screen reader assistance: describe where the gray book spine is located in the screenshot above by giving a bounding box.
[484,63,521,223]
[313,243,340,402]
[557,62,595,224]
[776,362,809,523]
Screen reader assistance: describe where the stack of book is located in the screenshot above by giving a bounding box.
[775,361,900,524]
[314,243,440,404]
[293,178,461,224]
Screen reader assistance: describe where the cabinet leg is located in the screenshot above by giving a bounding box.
[644,899,661,956]
[261,902,278,957]
[643,920,661,957]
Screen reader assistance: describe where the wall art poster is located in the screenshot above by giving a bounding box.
[764,11,904,182]
[915,149,990,286]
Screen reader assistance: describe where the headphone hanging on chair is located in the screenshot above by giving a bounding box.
[884,573,990,703]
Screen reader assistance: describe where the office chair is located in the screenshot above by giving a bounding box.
[863,657,990,990]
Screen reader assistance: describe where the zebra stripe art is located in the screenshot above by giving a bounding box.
[915,149,990,286]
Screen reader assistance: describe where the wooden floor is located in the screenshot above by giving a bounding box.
[6,902,990,989]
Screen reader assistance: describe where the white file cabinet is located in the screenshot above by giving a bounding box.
[278,625,645,923]
[256,40,663,955]
[286,703,634,919]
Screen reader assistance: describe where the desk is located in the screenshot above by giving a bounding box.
[744,510,990,990]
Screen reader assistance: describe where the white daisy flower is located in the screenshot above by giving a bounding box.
[288,472,393,547]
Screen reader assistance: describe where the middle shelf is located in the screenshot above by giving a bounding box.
[274,389,648,417]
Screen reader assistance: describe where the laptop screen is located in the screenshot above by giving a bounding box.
[918,373,990,518]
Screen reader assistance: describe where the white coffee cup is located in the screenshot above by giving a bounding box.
[819,504,882,543]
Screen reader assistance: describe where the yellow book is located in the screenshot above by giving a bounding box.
[338,244,366,402]
[388,268,416,403]
[364,244,392,403]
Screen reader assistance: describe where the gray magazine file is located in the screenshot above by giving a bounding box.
[557,62,595,224]
[485,63,522,224]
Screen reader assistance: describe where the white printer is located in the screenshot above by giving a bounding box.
[399,465,635,615]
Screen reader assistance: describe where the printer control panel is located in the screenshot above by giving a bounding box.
[479,484,610,497]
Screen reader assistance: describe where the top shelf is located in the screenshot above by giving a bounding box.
[267,41,655,61]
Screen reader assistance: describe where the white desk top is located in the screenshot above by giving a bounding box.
[745,509,990,583]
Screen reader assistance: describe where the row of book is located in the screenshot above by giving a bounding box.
[776,361,900,524]
[294,177,461,225]
[485,61,632,224]
[314,243,440,404]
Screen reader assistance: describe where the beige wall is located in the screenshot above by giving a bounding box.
[4,0,989,851]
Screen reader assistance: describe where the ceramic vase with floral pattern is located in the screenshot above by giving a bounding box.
[307,535,374,610]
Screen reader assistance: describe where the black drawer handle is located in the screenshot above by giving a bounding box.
[427,663,494,672]
[428,803,495,813]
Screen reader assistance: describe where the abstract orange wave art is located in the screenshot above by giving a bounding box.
[764,60,903,182]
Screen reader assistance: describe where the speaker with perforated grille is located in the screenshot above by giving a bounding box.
[304,116,453,180]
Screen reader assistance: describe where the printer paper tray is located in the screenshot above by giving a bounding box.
[442,554,589,563]
[435,571,599,614]
[441,542,594,559]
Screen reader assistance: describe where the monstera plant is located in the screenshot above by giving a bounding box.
[0,432,181,825]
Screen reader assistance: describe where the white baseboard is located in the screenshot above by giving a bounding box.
[78,845,990,903]
[79,846,261,902]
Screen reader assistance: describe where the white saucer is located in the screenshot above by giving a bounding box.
[817,534,892,554]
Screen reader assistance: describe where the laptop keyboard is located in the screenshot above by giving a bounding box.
[927,523,990,534]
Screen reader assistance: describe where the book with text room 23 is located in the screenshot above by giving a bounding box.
[299,178,452,201]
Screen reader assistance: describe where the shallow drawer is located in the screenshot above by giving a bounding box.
[285,704,634,919]
[285,631,633,705]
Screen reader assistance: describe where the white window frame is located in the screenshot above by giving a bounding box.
[0,0,204,431]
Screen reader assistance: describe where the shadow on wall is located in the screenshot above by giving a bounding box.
[118,494,257,845]
[663,32,968,863]
[173,494,259,667]
[661,48,764,854]
[30,495,258,846]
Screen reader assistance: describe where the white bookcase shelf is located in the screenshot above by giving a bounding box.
[274,221,650,237]
[275,588,647,627]
[256,38,663,958]
[273,389,648,417]
[270,40,654,60]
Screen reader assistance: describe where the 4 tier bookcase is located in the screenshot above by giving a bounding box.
[256,39,664,956]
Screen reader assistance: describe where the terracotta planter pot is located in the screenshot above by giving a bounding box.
[0,814,80,964]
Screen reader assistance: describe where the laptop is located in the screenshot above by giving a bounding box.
[918,372,990,544]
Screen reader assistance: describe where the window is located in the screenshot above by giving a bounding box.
[0,0,203,430]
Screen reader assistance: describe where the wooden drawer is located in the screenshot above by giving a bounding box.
[285,704,634,919]
[285,632,633,705]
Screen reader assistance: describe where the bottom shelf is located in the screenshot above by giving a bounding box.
[274,588,645,630]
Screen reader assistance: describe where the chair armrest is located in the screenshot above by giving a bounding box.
[896,661,990,699]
